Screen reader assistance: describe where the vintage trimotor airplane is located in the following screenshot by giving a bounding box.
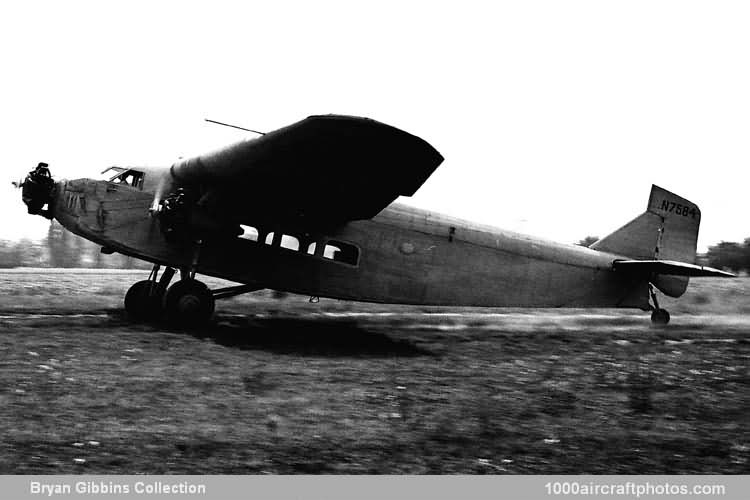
[17,114,732,325]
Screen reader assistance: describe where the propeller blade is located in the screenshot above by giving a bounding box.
[150,176,169,214]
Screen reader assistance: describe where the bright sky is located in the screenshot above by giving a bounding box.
[2,1,749,251]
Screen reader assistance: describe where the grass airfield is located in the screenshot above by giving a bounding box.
[0,270,748,473]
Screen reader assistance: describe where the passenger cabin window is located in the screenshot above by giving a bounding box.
[239,225,259,242]
[239,229,359,266]
[264,232,300,251]
[280,235,299,251]
[323,240,360,266]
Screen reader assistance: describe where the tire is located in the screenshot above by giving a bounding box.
[163,279,215,326]
[124,280,164,321]
[650,308,670,325]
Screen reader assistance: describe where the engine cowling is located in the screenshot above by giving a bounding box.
[21,162,56,219]
[156,188,241,243]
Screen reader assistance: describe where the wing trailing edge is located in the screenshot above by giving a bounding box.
[612,259,735,278]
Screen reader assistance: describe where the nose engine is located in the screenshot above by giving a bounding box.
[19,162,56,219]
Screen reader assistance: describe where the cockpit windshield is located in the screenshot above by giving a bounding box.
[101,167,145,189]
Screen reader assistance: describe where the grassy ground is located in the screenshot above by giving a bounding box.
[0,271,748,473]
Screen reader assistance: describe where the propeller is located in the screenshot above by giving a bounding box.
[149,175,170,215]
[146,172,178,243]
[147,169,193,243]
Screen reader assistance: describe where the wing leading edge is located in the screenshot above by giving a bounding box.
[170,115,444,229]
[613,259,735,278]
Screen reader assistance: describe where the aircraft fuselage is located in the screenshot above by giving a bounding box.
[50,171,649,311]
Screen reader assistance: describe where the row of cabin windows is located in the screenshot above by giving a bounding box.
[239,225,360,266]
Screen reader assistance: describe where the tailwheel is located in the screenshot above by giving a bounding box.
[163,278,215,326]
[650,308,670,325]
[124,280,165,321]
[648,284,670,325]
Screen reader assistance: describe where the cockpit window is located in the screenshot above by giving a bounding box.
[101,166,128,179]
[106,168,145,189]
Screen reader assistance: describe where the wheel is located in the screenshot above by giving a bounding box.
[124,280,164,321]
[650,308,670,325]
[163,279,215,326]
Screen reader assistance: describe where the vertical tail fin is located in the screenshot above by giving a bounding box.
[590,185,701,297]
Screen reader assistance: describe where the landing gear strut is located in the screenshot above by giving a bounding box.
[160,240,215,325]
[125,268,216,326]
[649,285,670,325]
[124,265,175,321]
[124,263,215,325]
[124,249,264,326]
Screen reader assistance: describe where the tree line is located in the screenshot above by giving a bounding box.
[0,221,150,269]
[704,240,750,274]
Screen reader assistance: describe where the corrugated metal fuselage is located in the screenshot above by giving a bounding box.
[53,175,649,310]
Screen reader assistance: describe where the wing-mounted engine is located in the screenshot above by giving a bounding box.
[153,187,241,243]
[155,188,191,242]
[19,162,56,219]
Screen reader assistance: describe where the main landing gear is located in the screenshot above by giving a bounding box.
[649,285,670,325]
[163,276,215,325]
[124,264,263,326]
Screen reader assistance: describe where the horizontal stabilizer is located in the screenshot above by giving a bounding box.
[613,259,735,278]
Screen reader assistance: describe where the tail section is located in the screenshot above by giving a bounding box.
[591,185,701,297]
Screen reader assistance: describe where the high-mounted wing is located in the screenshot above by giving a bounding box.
[169,115,443,229]
[613,259,735,278]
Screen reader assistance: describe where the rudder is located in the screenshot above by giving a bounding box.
[590,185,701,297]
